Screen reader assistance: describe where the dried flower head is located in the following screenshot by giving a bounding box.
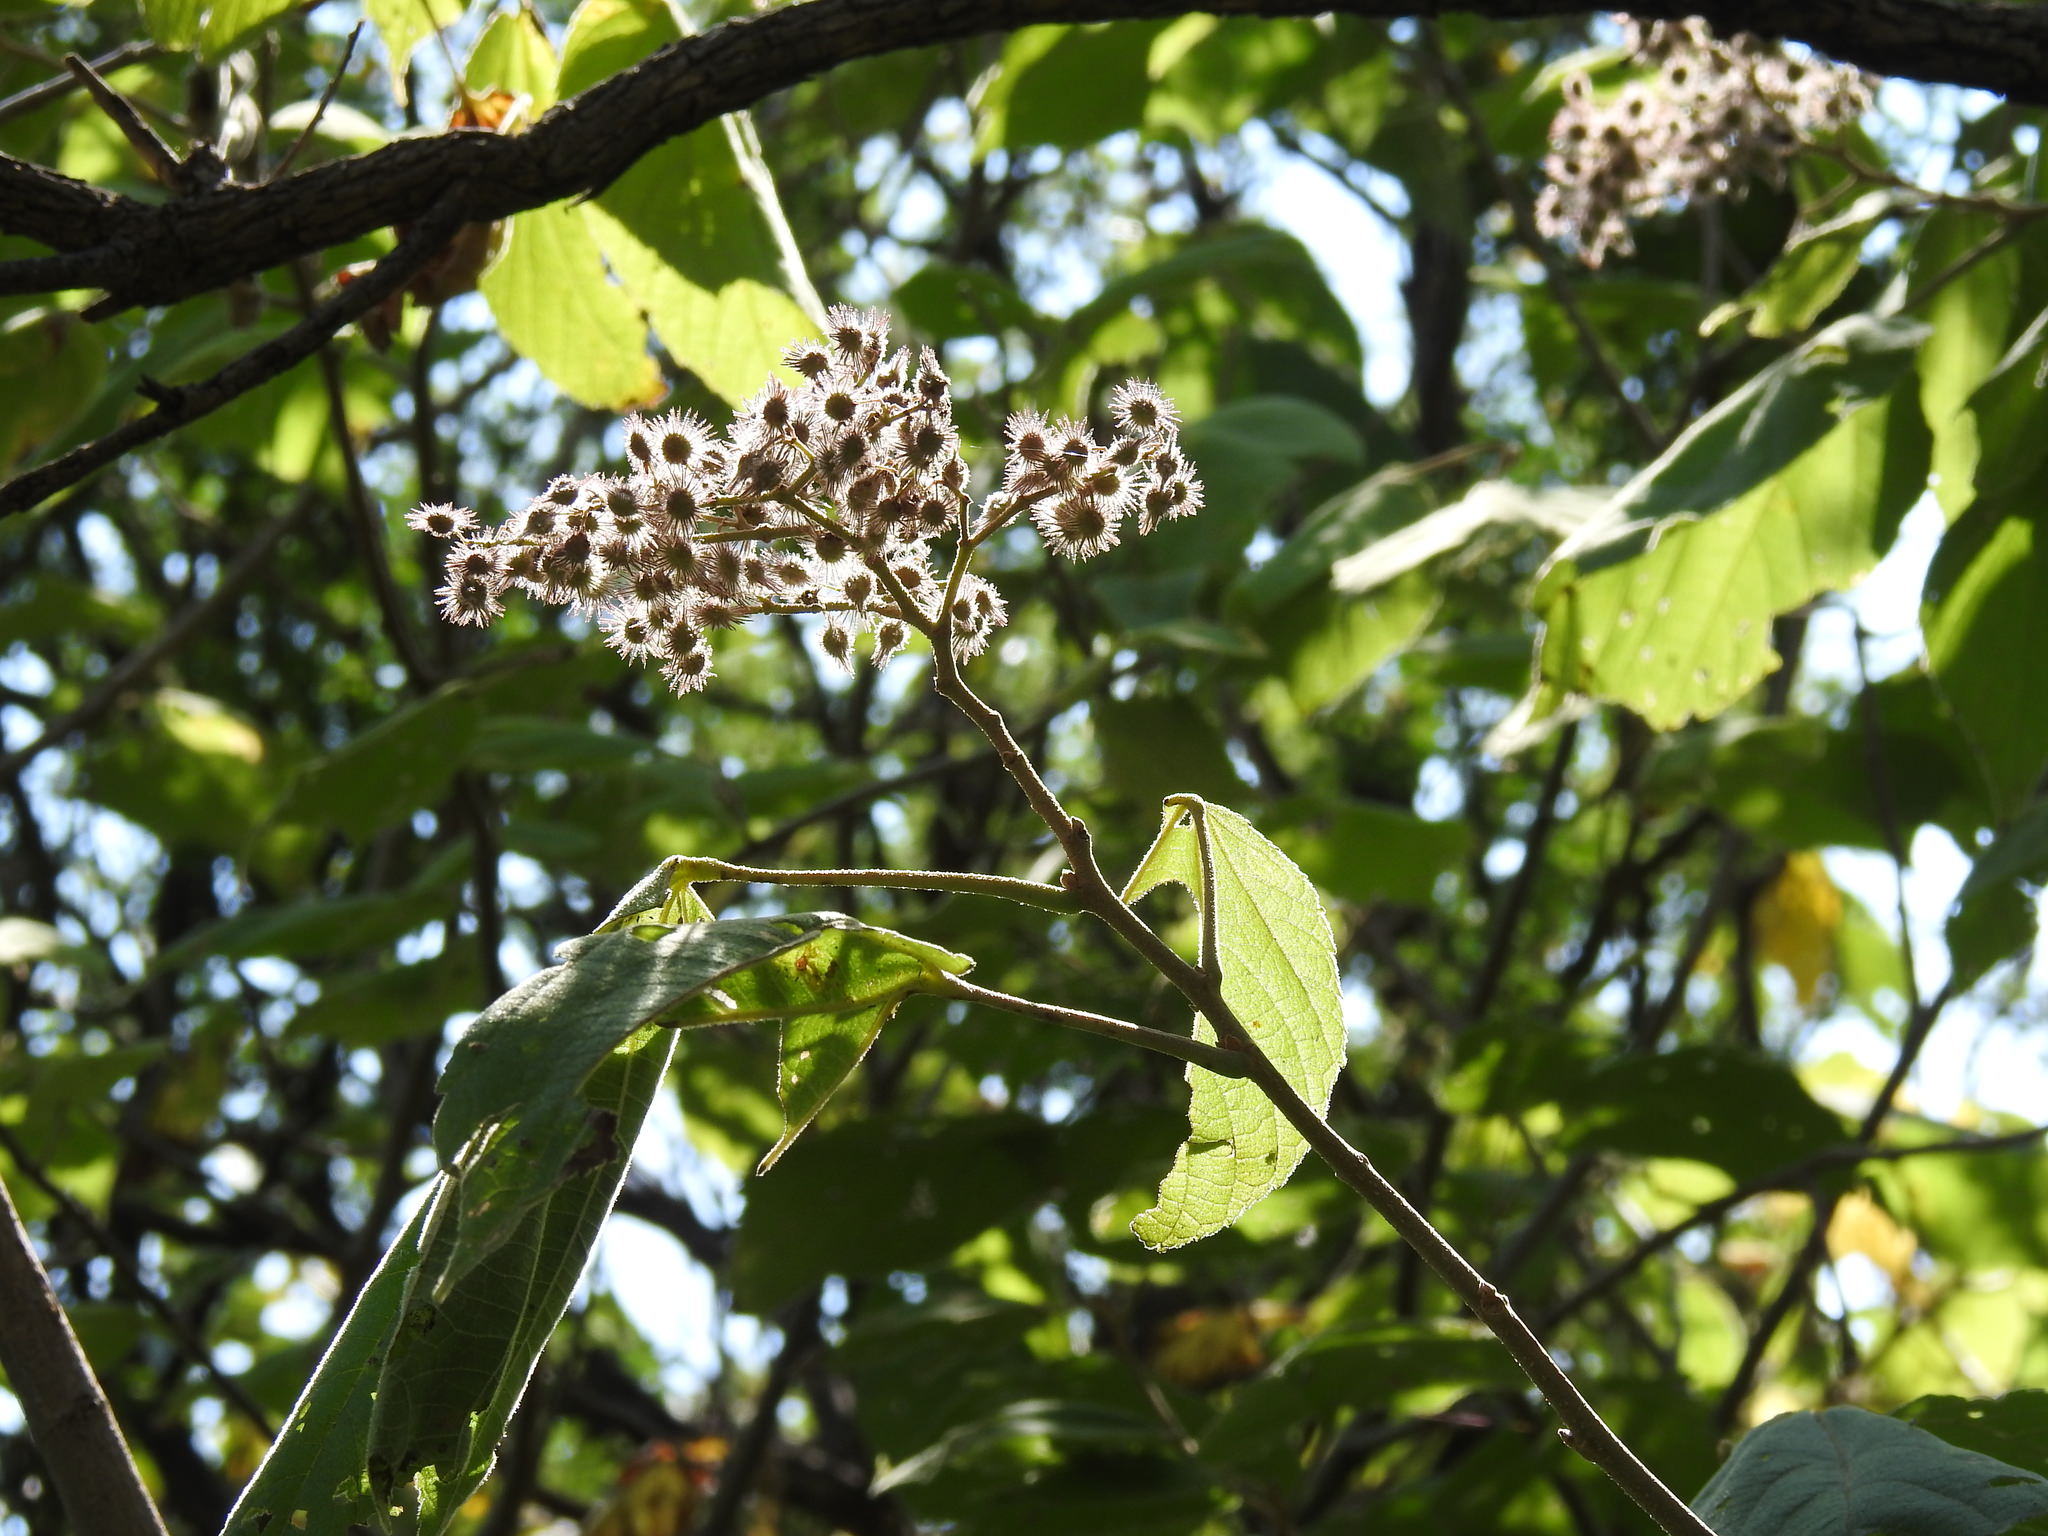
[411,310,1202,696]
[1536,17,1871,266]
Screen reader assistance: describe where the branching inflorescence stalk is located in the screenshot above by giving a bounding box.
[414,308,1716,1536]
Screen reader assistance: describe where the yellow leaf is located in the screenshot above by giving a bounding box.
[1753,850,1843,1007]
[1828,1188,1918,1285]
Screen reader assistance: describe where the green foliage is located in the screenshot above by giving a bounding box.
[10,9,2048,1536]
[1691,1406,2048,1536]
[1122,797,1346,1249]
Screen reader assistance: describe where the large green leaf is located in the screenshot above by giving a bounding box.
[1895,1391,2048,1479]
[977,23,1166,153]
[1925,497,2048,822]
[272,684,484,841]
[1946,797,2048,983]
[1329,481,1608,598]
[1692,1406,2048,1536]
[1914,210,2019,521]
[431,864,967,1292]
[218,1200,431,1535]
[480,199,666,412]
[367,1028,674,1527]
[1552,1046,1846,1184]
[1120,796,1345,1249]
[1534,384,1929,730]
[563,0,817,404]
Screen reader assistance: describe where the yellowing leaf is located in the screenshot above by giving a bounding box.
[1122,796,1345,1250]
[1149,1305,1270,1390]
[1828,1189,1918,1286]
[1753,851,1843,1007]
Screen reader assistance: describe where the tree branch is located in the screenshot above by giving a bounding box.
[0,0,2040,317]
[0,192,465,517]
[0,1168,171,1536]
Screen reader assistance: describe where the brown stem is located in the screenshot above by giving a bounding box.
[922,658,1714,1536]
[0,1168,171,1536]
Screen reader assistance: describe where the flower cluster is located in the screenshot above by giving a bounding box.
[410,308,1200,696]
[1535,17,1871,266]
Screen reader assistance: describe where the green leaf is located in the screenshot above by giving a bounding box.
[431,896,966,1288]
[874,1398,1174,1492]
[1535,385,1930,729]
[1330,481,1611,598]
[1228,465,1432,617]
[1092,695,1241,810]
[197,0,297,56]
[79,687,287,852]
[729,1114,1056,1312]
[273,684,484,841]
[1267,570,1439,712]
[1915,210,2019,521]
[1120,796,1345,1249]
[1555,1046,1846,1183]
[1144,18,1323,145]
[368,1027,675,1528]
[286,953,481,1048]
[428,915,830,1290]
[1604,313,1927,535]
[1200,1320,1516,1467]
[894,261,1038,341]
[138,0,201,48]
[1702,180,1893,341]
[1692,1406,2048,1536]
[564,0,818,404]
[464,6,557,111]
[219,1201,432,1536]
[978,24,1165,153]
[1896,1391,2048,1480]
[1925,499,2048,822]
[159,844,468,967]
[0,310,109,472]
[364,0,465,101]
[1268,798,1473,908]
[1946,798,2048,982]
[481,200,666,412]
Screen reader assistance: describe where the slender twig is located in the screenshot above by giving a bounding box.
[0,191,466,518]
[673,856,1076,914]
[0,1169,171,1536]
[938,975,1252,1079]
[699,1294,822,1536]
[0,42,161,128]
[0,498,306,775]
[921,656,1713,1536]
[271,23,364,182]
[1709,625,1947,1427]
[63,52,183,186]
[1544,1123,2046,1330]
[297,258,438,689]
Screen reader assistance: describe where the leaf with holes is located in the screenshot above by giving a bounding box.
[1121,796,1345,1249]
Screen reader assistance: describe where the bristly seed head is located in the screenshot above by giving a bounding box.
[410,309,1203,694]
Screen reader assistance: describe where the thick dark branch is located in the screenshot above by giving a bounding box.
[0,0,2040,315]
[0,194,464,517]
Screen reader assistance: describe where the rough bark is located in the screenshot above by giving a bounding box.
[0,0,2039,316]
